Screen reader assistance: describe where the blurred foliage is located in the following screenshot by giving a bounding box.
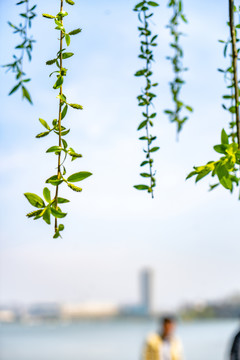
[2,0,37,104]
[165,0,193,134]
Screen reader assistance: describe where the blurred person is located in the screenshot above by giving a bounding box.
[230,322,240,360]
[142,316,184,360]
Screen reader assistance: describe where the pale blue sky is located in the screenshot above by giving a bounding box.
[0,0,239,311]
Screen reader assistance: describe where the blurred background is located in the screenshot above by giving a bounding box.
[0,0,240,359]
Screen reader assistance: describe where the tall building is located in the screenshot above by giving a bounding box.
[120,268,154,317]
[140,268,153,315]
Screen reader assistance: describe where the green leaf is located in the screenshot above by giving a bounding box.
[209,183,219,191]
[24,193,45,208]
[186,171,198,180]
[216,164,229,181]
[69,28,82,35]
[51,207,67,218]
[33,210,44,220]
[61,105,68,119]
[195,170,211,183]
[65,0,75,5]
[58,197,70,203]
[57,94,67,102]
[185,105,193,112]
[229,106,236,113]
[135,69,147,77]
[213,144,227,154]
[59,224,65,231]
[53,229,60,239]
[137,120,147,130]
[26,210,42,218]
[150,35,158,44]
[49,70,59,78]
[150,146,160,152]
[140,160,149,166]
[43,207,51,225]
[68,183,82,192]
[46,175,63,186]
[8,82,21,95]
[148,1,159,6]
[62,139,68,149]
[65,34,71,46]
[222,94,233,99]
[140,173,151,177]
[42,13,55,19]
[219,176,232,190]
[55,19,64,28]
[53,76,63,89]
[58,11,68,17]
[46,146,62,153]
[67,171,92,183]
[149,113,156,118]
[22,85,33,104]
[68,148,82,159]
[43,187,51,203]
[39,118,50,130]
[134,1,145,9]
[181,14,187,23]
[36,131,50,138]
[134,185,149,190]
[179,0,182,12]
[62,52,74,59]
[46,59,56,65]
[68,103,83,109]
[221,128,229,145]
[61,129,70,136]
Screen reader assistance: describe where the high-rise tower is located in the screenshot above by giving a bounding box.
[140,268,153,315]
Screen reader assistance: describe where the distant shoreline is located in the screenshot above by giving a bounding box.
[0,314,239,325]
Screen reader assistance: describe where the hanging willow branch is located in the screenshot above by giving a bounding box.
[229,0,240,145]
[187,0,240,196]
[165,0,192,134]
[133,0,160,198]
[24,0,92,238]
[2,0,36,104]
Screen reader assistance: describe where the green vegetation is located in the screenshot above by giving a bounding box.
[24,0,92,238]
[165,0,193,134]
[5,0,240,237]
[187,0,240,197]
[133,0,160,198]
[3,0,36,104]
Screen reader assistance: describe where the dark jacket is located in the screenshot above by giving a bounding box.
[231,331,240,360]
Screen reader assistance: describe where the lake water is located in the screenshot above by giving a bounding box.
[0,319,239,360]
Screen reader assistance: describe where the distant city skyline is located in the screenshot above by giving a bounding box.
[0,285,239,323]
[0,0,240,311]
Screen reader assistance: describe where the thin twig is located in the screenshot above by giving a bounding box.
[54,0,64,232]
[143,11,154,199]
[229,0,240,148]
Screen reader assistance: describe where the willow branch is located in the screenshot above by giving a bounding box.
[54,0,64,232]
[143,11,154,199]
[229,0,240,148]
